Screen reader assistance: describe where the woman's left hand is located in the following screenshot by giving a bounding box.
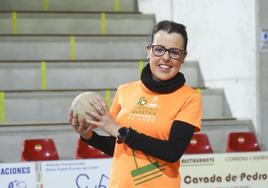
[86,96,120,137]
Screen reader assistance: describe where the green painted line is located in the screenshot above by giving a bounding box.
[43,0,48,11]
[12,12,17,34]
[105,89,111,109]
[101,12,107,35]
[114,0,120,12]
[138,60,144,78]
[0,92,6,124]
[41,61,47,90]
[70,36,76,61]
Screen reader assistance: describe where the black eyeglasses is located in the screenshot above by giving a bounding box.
[147,45,186,60]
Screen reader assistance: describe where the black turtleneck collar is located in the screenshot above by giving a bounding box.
[141,63,185,93]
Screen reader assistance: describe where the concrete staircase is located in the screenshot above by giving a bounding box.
[1,88,231,124]
[0,0,254,162]
[0,12,155,34]
[0,0,138,12]
[0,60,204,89]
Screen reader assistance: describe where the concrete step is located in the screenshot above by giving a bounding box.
[0,0,137,12]
[0,123,82,162]
[201,119,255,153]
[0,60,205,90]
[0,119,253,162]
[0,12,155,35]
[0,88,232,125]
[0,35,148,61]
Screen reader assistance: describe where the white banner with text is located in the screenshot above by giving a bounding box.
[0,152,268,188]
[180,152,268,188]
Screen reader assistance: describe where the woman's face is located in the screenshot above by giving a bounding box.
[147,30,186,81]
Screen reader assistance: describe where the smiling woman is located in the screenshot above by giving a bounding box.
[147,29,187,81]
[69,20,202,188]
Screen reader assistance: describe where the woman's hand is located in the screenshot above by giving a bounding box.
[86,96,120,137]
[68,110,94,140]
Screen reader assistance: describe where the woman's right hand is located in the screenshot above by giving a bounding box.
[68,110,94,140]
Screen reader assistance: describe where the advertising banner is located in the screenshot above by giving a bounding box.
[1,152,268,188]
[0,162,37,188]
[180,151,268,188]
[40,159,112,188]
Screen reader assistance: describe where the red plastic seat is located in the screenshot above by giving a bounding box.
[21,138,59,161]
[185,133,213,154]
[226,132,261,152]
[75,138,111,159]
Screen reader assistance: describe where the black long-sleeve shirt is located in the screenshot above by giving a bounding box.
[81,120,194,162]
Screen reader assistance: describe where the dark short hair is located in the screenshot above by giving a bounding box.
[150,20,188,51]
